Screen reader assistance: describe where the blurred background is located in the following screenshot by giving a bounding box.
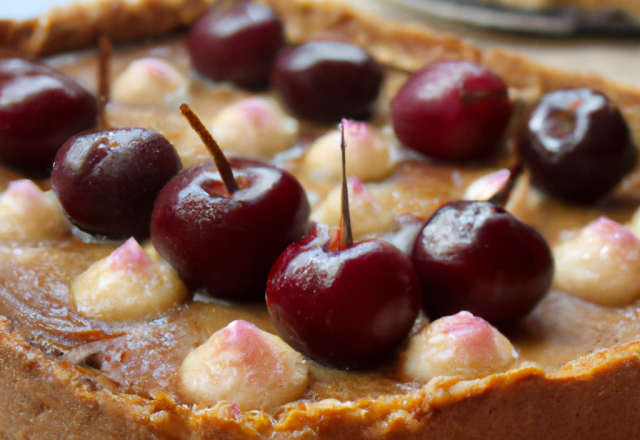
[3,0,640,88]
[342,0,640,88]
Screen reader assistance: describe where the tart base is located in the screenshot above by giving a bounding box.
[4,316,640,439]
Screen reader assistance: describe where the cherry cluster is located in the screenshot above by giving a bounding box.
[187,0,383,122]
[266,130,553,369]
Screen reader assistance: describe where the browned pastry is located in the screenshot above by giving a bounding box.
[2,1,640,439]
[0,0,211,56]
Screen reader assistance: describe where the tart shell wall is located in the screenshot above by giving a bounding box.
[5,315,640,439]
[2,0,640,439]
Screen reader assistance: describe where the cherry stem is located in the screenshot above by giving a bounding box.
[339,121,354,248]
[180,103,239,195]
[97,36,112,130]
[488,157,523,208]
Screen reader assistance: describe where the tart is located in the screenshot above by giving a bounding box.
[2,1,640,439]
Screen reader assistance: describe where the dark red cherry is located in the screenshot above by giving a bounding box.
[391,60,512,161]
[266,223,421,369]
[517,88,636,204]
[266,122,420,369]
[51,128,182,240]
[0,58,97,172]
[271,41,383,122]
[151,158,310,299]
[150,104,310,299]
[187,1,285,90]
[411,201,553,325]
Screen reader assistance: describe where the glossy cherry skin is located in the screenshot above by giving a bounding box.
[151,158,310,299]
[411,201,553,325]
[0,58,97,172]
[518,88,636,204]
[266,223,421,369]
[271,41,383,122]
[187,1,285,90]
[391,60,512,161]
[52,128,182,240]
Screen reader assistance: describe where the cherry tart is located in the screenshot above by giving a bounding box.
[2,1,640,440]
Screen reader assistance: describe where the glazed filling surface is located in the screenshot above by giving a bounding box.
[2,35,640,406]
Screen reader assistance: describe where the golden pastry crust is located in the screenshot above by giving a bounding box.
[2,1,640,439]
[5,314,640,439]
[0,0,210,56]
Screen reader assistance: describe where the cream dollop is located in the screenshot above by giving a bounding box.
[210,97,298,157]
[403,312,517,383]
[71,238,189,321]
[179,320,309,411]
[554,217,640,306]
[304,120,394,182]
[0,180,70,240]
[112,58,187,106]
[311,177,394,237]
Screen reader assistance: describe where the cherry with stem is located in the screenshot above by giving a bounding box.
[330,122,354,251]
[151,105,310,299]
[266,121,421,369]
